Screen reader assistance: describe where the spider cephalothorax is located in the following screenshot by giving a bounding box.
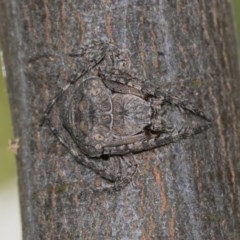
[42,40,210,191]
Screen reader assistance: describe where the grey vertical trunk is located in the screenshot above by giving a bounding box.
[0,0,240,239]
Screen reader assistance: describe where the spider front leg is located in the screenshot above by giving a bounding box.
[40,41,110,127]
[68,40,108,78]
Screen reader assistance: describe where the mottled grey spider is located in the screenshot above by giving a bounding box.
[41,40,210,191]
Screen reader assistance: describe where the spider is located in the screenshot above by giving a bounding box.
[41,40,211,192]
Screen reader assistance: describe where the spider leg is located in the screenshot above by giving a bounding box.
[47,114,138,191]
[40,80,72,126]
[69,40,108,63]
[45,118,121,183]
[68,41,108,83]
[102,123,211,156]
[40,42,109,127]
[99,68,145,98]
[99,68,211,122]
[105,133,147,146]
[95,154,138,192]
[153,91,211,122]
[46,118,137,192]
[116,154,138,182]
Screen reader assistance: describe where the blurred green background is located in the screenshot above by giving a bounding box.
[233,0,240,43]
[0,54,16,185]
[0,1,240,188]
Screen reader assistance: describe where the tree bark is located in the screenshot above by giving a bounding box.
[1,0,240,239]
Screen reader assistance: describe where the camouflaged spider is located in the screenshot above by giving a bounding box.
[41,40,210,191]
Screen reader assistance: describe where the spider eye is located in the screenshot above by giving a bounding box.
[79,120,88,135]
[79,99,88,112]
[93,134,105,142]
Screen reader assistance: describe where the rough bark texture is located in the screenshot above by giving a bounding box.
[1,0,240,239]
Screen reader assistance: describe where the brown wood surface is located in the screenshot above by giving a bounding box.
[1,0,240,239]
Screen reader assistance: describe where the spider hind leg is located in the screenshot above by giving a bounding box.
[94,154,138,192]
[45,118,137,192]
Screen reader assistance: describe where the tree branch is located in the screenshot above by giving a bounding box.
[1,0,240,239]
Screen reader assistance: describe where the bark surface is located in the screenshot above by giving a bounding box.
[0,0,240,239]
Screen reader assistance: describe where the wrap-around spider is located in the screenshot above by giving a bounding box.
[41,41,210,191]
